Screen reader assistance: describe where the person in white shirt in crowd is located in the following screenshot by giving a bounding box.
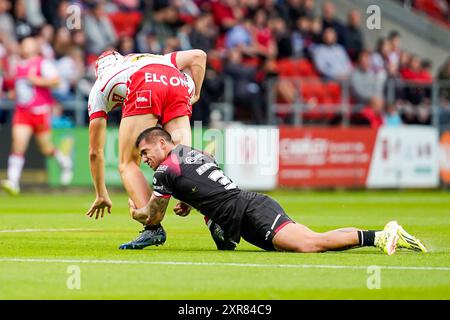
[312,27,352,81]
[351,50,387,105]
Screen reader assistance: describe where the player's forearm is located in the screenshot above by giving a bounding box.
[188,51,206,98]
[30,77,60,88]
[176,49,206,98]
[142,196,169,226]
[89,150,108,196]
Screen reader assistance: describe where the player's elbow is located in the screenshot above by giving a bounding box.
[192,49,207,63]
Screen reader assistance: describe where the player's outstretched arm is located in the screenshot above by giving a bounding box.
[130,194,170,226]
[174,49,207,104]
[86,117,112,219]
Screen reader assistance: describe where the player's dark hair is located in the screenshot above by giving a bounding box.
[135,127,173,148]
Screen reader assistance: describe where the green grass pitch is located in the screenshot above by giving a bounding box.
[0,190,449,299]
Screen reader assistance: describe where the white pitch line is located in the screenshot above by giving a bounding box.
[0,228,97,233]
[0,257,449,271]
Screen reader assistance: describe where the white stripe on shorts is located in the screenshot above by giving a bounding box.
[270,214,281,230]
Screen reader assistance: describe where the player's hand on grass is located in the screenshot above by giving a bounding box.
[86,195,112,219]
[174,201,191,217]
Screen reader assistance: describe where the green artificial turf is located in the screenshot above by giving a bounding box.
[0,190,449,299]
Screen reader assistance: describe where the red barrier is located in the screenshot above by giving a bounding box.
[278,127,377,187]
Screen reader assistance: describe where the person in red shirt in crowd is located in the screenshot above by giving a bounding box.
[400,55,432,83]
[360,96,385,128]
[418,59,434,84]
[210,0,244,32]
[252,8,277,59]
[400,55,433,105]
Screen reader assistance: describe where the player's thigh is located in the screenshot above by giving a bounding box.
[240,194,294,251]
[118,114,158,164]
[34,130,55,156]
[272,222,318,252]
[163,115,191,146]
[11,125,33,154]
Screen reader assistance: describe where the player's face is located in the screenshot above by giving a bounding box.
[139,139,167,170]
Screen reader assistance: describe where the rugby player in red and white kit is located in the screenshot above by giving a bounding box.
[86,49,208,249]
[1,37,73,195]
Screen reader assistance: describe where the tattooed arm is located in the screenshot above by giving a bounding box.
[130,194,170,226]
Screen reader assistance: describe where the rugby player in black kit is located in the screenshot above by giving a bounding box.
[127,127,427,254]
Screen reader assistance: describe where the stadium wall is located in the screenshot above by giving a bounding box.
[46,125,446,190]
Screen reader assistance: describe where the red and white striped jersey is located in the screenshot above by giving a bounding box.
[87,52,179,121]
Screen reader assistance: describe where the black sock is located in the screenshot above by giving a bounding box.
[144,224,161,231]
[357,230,378,246]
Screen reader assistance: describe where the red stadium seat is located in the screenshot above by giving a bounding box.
[297,59,319,78]
[414,0,450,28]
[324,82,342,103]
[276,58,319,78]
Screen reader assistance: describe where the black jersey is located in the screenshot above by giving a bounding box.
[152,144,256,242]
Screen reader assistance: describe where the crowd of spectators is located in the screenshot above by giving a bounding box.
[0,0,448,127]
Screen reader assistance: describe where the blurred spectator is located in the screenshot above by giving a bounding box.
[53,27,71,58]
[189,13,217,52]
[24,0,45,28]
[321,1,347,47]
[224,48,265,124]
[71,29,86,49]
[225,18,253,53]
[53,46,84,102]
[252,8,277,59]
[37,24,55,60]
[0,0,16,42]
[399,51,411,73]
[371,38,391,73]
[345,9,364,62]
[173,0,200,23]
[303,0,316,19]
[137,31,163,54]
[271,16,292,59]
[137,5,181,52]
[277,0,313,30]
[360,96,384,128]
[388,31,401,71]
[210,0,243,32]
[191,65,225,126]
[41,0,61,28]
[419,59,434,84]
[114,0,140,11]
[401,55,432,105]
[384,102,402,127]
[438,57,450,103]
[243,0,261,18]
[312,28,352,80]
[310,17,323,44]
[351,50,386,105]
[84,1,117,55]
[117,35,135,55]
